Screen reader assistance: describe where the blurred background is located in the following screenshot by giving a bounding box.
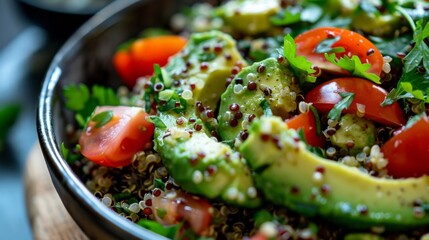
[0,0,112,239]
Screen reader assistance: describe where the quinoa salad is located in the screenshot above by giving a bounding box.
[61,0,429,239]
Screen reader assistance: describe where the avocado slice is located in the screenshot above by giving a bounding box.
[240,116,429,229]
[153,31,260,207]
[215,0,281,35]
[217,57,301,144]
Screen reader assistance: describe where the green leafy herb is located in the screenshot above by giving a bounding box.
[91,110,113,128]
[60,143,82,165]
[253,210,274,228]
[260,100,273,117]
[297,128,325,157]
[154,64,164,83]
[324,53,381,84]
[270,4,322,26]
[283,34,316,84]
[154,178,165,191]
[148,116,167,130]
[198,52,217,62]
[113,192,132,202]
[314,36,345,54]
[157,90,188,113]
[327,92,355,122]
[63,84,120,128]
[137,219,180,239]
[383,19,429,105]
[309,106,322,136]
[404,19,429,73]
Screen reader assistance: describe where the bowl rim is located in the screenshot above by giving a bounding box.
[18,0,114,15]
[37,0,169,239]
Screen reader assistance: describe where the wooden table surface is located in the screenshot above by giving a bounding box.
[24,143,89,240]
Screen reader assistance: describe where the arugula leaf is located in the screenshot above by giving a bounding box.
[91,110,113,128]
[324,53,381,84]
[283,34,316,84]
[327,92,355,122]
[137,219,180,239]
[314,36,345,54]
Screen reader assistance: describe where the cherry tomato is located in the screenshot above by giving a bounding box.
[79,106,154,167]
[286,110,325,148]
[305,77,405,127]
[295,27,383,76]
[151,191,212,235]
[382,115,429,178]
[113,35,187,88]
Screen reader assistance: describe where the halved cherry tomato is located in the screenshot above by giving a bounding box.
[151,191,212,235]
[305,77,405,127]
[79,106,154,167]
[113,35,187,88]
[382,115,429,178]
[286,110,325,148]
[295,27,383,76]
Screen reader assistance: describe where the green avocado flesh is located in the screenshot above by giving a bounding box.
[240,116,429,229]
[153,31,260,207]
[217,58,301,144]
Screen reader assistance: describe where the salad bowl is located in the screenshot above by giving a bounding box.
[37,0,197,239]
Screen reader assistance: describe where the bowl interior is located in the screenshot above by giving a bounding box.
[37,0,200,239]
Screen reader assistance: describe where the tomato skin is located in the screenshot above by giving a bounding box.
[286,110,325,148]
[79,106,154,167]
[382,115,429,178]
[305,77,405,127]
[113,35,187,88]
[295,27,383,76]
[151,191,212,235]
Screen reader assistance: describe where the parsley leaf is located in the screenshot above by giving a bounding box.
[283,34,316,84]
[154,178,165,191]
[91,110,113,128]
[383,19,429,105]
[148,116,167,130]
[270,4,322,26]
[404,19,429,72]
[327,92,355,122]
[324,53,381,84]
[63,84,120,127]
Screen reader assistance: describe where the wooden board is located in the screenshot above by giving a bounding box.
[24,143,89,240]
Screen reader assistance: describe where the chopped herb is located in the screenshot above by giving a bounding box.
[198,52,217,62]
[297,128,325,157]
[154,64,164,83]
[314,36,345,54]
[91,110,113,128]
[260,100,273,117]
[283,34,316,84]
[253,210,274,228]
[383,19,429,105]
[148,116,167,130]
[270,4,322,26]
[137,219,180,239]
[60,143,82,165]
[113,192,132,201]
[324,53,381,84]
[309,106,322,136]
[63,84,120,128]
[327,92,355,122]
[157,91,187,113]
[154,178,165,191]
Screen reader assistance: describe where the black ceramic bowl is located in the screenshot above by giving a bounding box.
[37,0,200,239]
